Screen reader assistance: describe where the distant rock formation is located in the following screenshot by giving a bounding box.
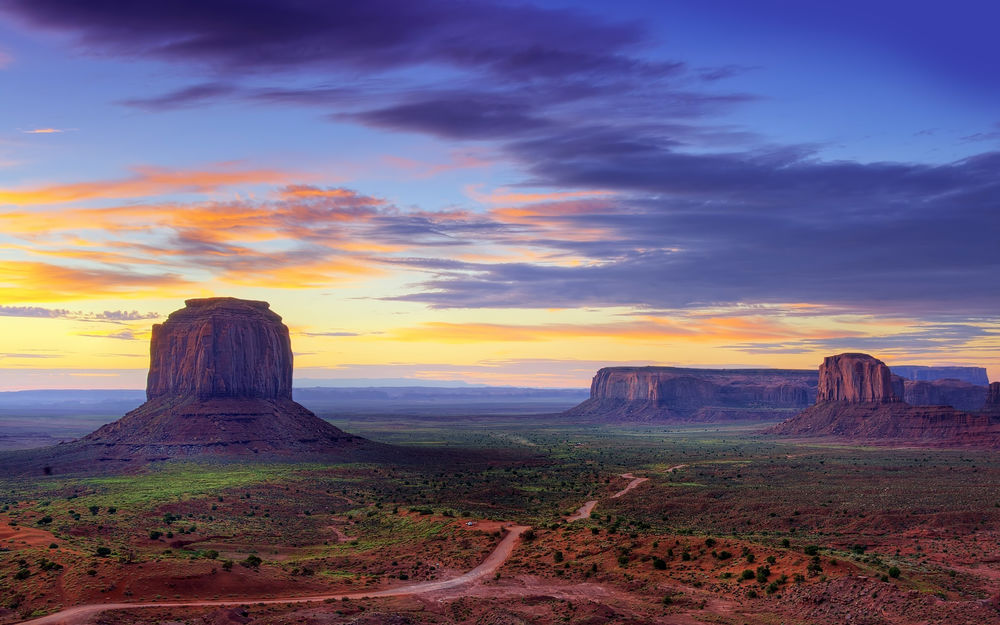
[892,365,989,386]
[2,298,381,474]
[904,378,987,412]
[770,353,1000,447]
[816,353,901,403]
[563,366,817,422]
[984,382,1000,416]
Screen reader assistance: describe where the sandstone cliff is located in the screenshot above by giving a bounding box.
[563,366,817,422]
[770,353,1000,447]
[146,298,293,400]
[984,382,1000,416]
[816,353,901,403]
[4,297,383,473]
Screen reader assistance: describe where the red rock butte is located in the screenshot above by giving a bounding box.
[816,353,902,403]
[563,366,817,422]
[146,298,293,401]
[4,298,381,473]
[771,353,1000,447]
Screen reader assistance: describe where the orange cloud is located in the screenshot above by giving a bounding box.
[380,150,492,179]
[0,260,194,302]
[22,128,66,134]
[0,164,289,206]
[387,315,860,344]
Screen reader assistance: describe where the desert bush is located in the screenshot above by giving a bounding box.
[755,565,771,583]
[241,554,262,568]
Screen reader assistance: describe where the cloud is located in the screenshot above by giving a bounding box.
[78,328,142,340]
[0,0,650,80]
[0,163,289,206]
[0,305,72,318]
[0,305,160,321]
[726,323,1000,357]
[22,127,67,134]
[0,260,193,302]
[119,82,238,110]
[0,0,996,320]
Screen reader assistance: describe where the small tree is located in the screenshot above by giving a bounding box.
[241,554,262,569]
[888,566,900,578]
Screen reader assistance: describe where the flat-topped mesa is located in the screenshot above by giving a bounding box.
[892,365,989,386]
[564,366,817,422]
[817,353,902,404]
[146,297,292,401]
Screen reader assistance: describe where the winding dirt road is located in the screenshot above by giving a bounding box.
[610,473,649,499]
[19,526,529,625]
[566,469,661,522]
[565,499,598,521]
[22,466,671,625]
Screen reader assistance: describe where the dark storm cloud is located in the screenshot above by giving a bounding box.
[5,0,997,317]
[0,0,648,80]
[346,95,553,140]
[382,145,1000,314]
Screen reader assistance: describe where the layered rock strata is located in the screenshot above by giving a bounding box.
[816,353,901,403]
[770,353,1000,447]
[563,366,817,422]
[5,298,377,473]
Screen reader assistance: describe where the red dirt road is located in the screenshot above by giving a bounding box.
[565,499,597,521]
[610,472,649,499]
[18,526,529,625]
[566,469,660,522]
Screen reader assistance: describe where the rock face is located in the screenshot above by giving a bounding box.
[904,378,987,412]
[892,365,990,386]
[563,366,817,422]
[770,353,1000,447]
[6,297,380,473]
[816,353,901,403]
[985,382,1000,415]
[146,298,293,401]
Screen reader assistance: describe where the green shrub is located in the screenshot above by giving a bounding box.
[241,555,262,568]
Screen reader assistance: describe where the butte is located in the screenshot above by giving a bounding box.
[0,298,381,475]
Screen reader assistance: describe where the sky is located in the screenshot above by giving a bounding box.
[0,0,998,390]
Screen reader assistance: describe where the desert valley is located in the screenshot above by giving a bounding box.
[2,298,999,625]
[2,2,997,624]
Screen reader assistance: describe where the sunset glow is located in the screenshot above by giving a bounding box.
[1,0,997,389]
